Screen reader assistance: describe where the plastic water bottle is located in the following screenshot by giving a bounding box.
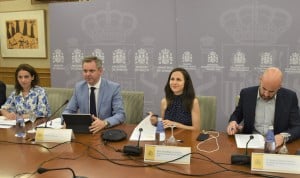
[155,120,165,145]
[264,125,275,153]
[15,116,26,138]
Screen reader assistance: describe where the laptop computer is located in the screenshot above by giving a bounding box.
[62,114,93,134]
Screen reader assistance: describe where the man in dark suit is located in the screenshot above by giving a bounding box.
[0,81,6,107]
[227,67,300,147]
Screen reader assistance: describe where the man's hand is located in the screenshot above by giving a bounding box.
[275,134,284,148]
[226,121,243,135]
[89,115,106,134]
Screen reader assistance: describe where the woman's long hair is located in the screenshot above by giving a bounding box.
[164,68,195,111]
[15,64,39,94]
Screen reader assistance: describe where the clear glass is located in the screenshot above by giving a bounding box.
[15,115,26,138]
[166,123,177,146]
[27,111,36,133]
[278,132,291,154]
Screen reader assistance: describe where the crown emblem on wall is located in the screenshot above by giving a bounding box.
[81,2,137,42]
[289,52,300,65]
[113,49,126,64]
[92,49,105,63]
[182,51,193,63]
[158,48,173,65]
[135,48,149,65]
[208,51,219,64]
[72,48,84,64]
[220,4,291,44]
[52,49,64,64]
[260,52,273,65]
[233,50,246,64]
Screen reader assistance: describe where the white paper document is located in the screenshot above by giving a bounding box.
[129,115,165,141]
[0,116,29,126]
[37,117,63,129]
[234,134,265,149]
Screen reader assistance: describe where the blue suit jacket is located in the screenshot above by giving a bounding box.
[229,86,300,141]
[63,78,125,126]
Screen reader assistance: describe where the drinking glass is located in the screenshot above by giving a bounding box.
[27,111,36,133]
[278,132,291,154]
[166,123,177,146]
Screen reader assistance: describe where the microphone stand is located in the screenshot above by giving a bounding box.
[231,135,254,165]
[44,100,69,128]
[123,128,143,156]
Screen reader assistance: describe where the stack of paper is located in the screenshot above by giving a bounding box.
[129,115,165,141]
[0,116,29,128]
[234,134,265,149]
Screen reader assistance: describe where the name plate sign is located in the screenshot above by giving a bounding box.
[251,153,300,174]
[35,128,74,143]
[144,144,191,164]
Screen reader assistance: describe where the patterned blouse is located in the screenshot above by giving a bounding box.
[1,86,51,117]
[164,95,192,126]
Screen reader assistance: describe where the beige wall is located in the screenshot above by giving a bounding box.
[0,0,50,68]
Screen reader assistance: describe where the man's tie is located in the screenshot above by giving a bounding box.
[90,87,97,116]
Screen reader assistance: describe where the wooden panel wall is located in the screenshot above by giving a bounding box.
[0,67,51,87]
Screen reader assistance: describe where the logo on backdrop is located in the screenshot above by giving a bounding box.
[230,50,249,72]
[285,52,300,73]
[220,5,291,44]
[81,2,137,43]
[52,49,65,70]
[201,51,224,71]
[255,52,273,72]
[157,48,174,72]
[112,49,128,72]
[135,48,149,72]
[179,51,196,70]
[71,48,84,70]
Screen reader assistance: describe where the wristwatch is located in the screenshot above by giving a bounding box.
[104,120,110,128]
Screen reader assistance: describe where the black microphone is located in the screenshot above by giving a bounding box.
[44,100,69,128]
[37,167,87,178]
[123,128,143,156]
[231,135,254,165]
[137,128,143,147]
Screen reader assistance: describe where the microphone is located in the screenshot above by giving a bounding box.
[123,128,143,156]
[231,135,254,165]
[44,100,69,128]
[37,167,87,178]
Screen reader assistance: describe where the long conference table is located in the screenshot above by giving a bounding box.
[0,119,299,178]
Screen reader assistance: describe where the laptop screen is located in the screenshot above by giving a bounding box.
[62,114,93,134]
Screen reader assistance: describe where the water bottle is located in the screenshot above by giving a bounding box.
[264,125,276,153]
[155,120,165,145]
[15,116,26,138]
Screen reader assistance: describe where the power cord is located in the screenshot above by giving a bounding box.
[196,130,220,153]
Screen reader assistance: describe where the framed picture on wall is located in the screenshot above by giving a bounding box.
[0,10,46,58]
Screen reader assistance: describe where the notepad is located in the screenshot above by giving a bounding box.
[234,134,265,149]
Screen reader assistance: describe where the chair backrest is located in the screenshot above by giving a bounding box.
[235,95,240,106]
[44,87,74,118]
[121,91,144,124]
[6,85,14,98]
[197,96,216,131]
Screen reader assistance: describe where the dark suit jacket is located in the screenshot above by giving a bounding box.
[229,86,300,141]
[0,81,6,107]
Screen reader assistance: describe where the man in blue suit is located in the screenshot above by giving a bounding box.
[227,67,300,147]
[64,56,125,134]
